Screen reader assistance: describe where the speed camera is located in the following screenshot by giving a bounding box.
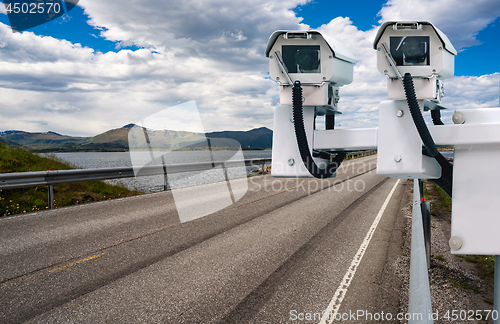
[266,30,355,178]
[373,21,457,100]
[266,30,355,111]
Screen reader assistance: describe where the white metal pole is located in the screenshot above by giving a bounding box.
[495,78,500,324]
[495,255,499,323]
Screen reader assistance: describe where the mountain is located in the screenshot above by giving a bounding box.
[0,125,273,152]
[0,130,25,137]
[0,131,89,150]
[206,127,272,149]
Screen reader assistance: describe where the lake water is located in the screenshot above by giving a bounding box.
[46,150,272,193]
[439,151,454,159]
[44,150,451,193]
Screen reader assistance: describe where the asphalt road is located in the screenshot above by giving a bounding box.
[0,155,410,323]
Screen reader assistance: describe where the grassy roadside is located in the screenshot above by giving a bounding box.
[0,142,142,217]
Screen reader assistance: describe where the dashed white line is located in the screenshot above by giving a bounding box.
[319,179,401,324]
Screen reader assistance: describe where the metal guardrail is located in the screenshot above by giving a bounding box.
[409,179,433,324]
[0,158,273,190]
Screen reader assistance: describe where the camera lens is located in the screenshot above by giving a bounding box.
[390,36,430,66]
[295,48,320,72]
[296,51,312,66]
[282,45,321,73]
[402,39,427,64]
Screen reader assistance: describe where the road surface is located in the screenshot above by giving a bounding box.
[0,155,410,323]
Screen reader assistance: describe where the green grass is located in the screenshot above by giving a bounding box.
[435,184,452,213]
[426,180,452,213]
[483,298,494,305]
[456,255,495,287]
[451,280,480,293]
[422,181,431,201]
[0,142,72,173]
[436,254,446,262]
[0,142,142,216]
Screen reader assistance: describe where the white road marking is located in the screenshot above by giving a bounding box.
[319,179,401,324]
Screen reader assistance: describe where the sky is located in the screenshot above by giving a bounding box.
[0,0,499,136]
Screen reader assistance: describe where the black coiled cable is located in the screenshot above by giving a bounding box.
[402,73,453,197]
[292,81,346,178]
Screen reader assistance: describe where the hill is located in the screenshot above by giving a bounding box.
[0,131,88,150]
[206,127,272,149]
[0,130,24,136]
[0,125,273,152]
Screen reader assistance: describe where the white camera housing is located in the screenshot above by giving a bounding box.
[373,21,457,100]
[265,30,355,110]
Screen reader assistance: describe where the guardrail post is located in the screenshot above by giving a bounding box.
[419,180,431,268]
[409,179,433,323]
[163,172,169,191]
[161,156,169,191]
[422,201,431,269]
[261,163,266,174]
[48,185,54,209]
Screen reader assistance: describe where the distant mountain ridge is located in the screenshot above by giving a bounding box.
[0,130,24,137]
[207,127,273,149]
[0,124,273,152]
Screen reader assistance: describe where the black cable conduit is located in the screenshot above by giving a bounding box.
[292,81,346,178]
[402,73,453,197]
[431,109,444,125]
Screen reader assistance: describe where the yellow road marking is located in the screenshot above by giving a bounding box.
[47,253,106,273]
[1,252,106,290]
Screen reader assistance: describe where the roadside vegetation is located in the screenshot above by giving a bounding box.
[0,142,142,217]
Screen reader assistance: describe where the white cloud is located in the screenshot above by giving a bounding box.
[0,0,498,137]
[80,0,309,63]
[378,0,500,50]
[0,3,6,15]
[43,101,79,112]
[442,73,500,108]
[317,17,391,128]
[0,0,312,135]
[218,30,248,42]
